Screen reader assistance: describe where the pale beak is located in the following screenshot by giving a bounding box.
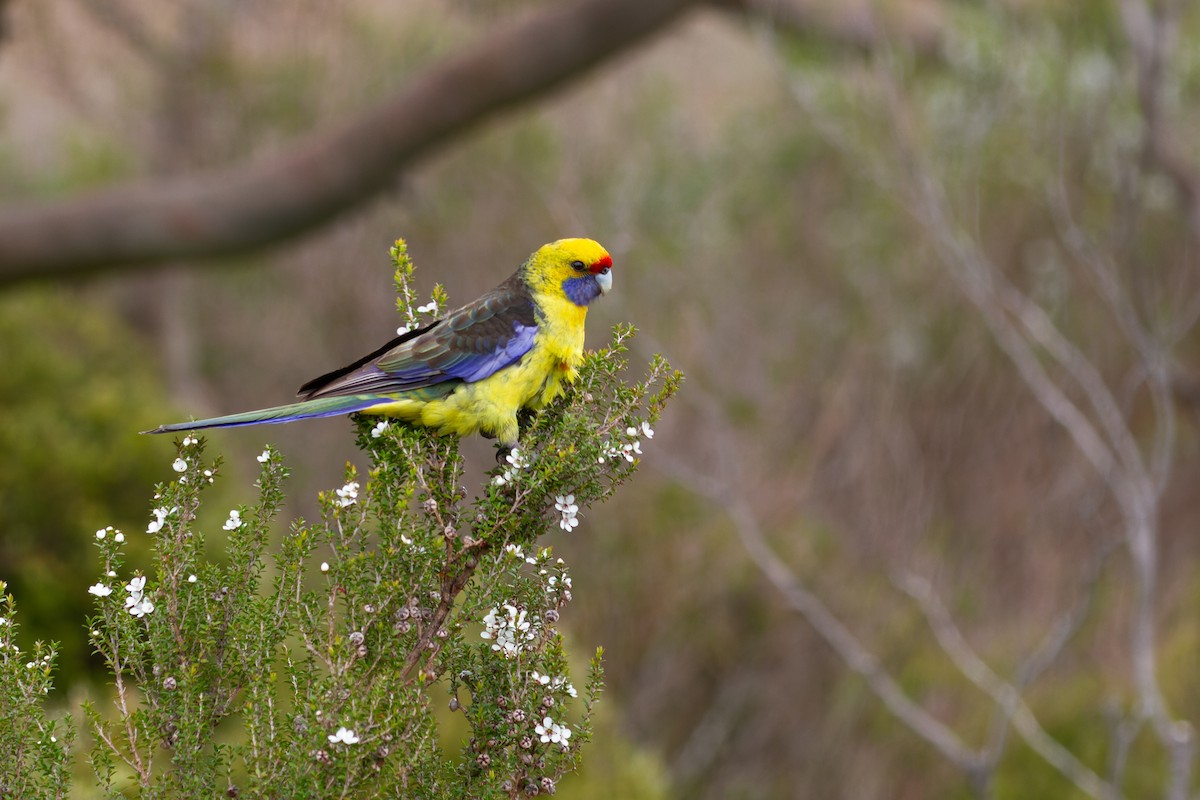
[595,268,612,295]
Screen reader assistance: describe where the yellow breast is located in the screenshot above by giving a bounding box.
[365,326,584,446]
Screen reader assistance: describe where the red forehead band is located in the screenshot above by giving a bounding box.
[589,254,613,273]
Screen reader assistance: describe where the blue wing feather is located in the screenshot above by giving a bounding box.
[298,274,537,400]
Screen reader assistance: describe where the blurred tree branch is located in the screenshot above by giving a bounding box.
[1119,0,1200,238]
[0,0,701,284]
[871,68,1197,800]
[662,407,985,781]
[0,0,953,286]
[745,7,1200,795]
[896,573,1115,799]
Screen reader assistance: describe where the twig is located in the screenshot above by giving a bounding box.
[896,574,1115,799]
[976,539,1118,773]
[668,457,982,774]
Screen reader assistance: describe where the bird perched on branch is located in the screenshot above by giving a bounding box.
[145,238,613,449]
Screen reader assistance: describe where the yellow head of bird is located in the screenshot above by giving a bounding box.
[525,238,613,306]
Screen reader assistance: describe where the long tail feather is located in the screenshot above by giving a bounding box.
[142,395,391,434]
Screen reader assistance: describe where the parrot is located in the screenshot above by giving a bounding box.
[144,238,613,449]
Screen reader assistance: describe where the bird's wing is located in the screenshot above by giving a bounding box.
[298,275,538,400]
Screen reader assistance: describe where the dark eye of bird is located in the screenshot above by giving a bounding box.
[570,260,586,271]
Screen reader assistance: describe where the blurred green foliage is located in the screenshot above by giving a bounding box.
[0,290,175,685]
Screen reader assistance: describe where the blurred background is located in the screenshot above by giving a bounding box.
[2,0,1199,797]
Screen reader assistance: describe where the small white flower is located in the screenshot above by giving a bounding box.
[182,436,195,446]
[534,716,572,749]
[504,544,525,560]
[187,574,197,583]
[335,481,359,508]
[505,448,525,470]
[126,576,147,595]
[114,532,125,543]
[95,529,107,540]
[88,583,112,597]
[320,562,330,573]
[107,570,117,578]
[531,671,551,686]
[222,510,243,531]
[642,421,655,439]
[626,426,638,437]
[257,450,270,463]
[396,324,410,336]
[555,494,580,532]
[147,506,177,534]
[127,596,155,618]
[172,457,187,473]
[328,726,360,745]
[480,604,538,658]
[371,421,390,438]
[416,301,438,315]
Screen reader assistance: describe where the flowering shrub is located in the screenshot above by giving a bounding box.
[0,588,73,799]
[0,240,680,798]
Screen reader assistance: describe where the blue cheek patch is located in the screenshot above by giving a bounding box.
[562,275,601,306]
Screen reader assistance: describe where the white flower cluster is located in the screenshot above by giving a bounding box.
[124,575,154,618]
[95,526,124,543]
[370,420,390,438]
[257,449,271,464]
[534,715,572,750]
[554,494,579,531]
[328,726,360,745]
[222,509,243,531]
[24,654,52,673]
[598,420,655,465]
[503,544,538,564]
[530,670,577,698]
[335,481,360,508]
[480,604,537,658]
[492,448,527,486]
[545,572,572,596]
[147,506,176,534]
